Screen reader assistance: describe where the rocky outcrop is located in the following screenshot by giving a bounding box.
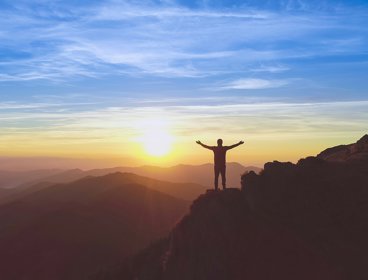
[160,189,337,280]
[99,189,340,280]
[241,151,368,280]
[317,134,368,162]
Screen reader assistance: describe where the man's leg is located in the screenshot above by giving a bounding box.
[214,166,220,191]
[220,165,226,189]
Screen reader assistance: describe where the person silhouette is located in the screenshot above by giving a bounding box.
[196,139,244,190]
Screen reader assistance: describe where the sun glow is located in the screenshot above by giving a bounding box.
[143,129,173,157]
[137,119,174,157]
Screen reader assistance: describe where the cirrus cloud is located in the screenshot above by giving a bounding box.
[221,78,290,90]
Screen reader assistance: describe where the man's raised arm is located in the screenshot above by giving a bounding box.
[196,140,213,150]
[227,140,245,150]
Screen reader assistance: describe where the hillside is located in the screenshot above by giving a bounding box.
[0,173,189,280]
[0,181,54,205]
[97,135,368,280]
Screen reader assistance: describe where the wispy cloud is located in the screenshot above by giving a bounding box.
[250,65,290,73]
[220,78,290,90]
[0,0,367,81]
[1,99,367,137]
[94,4,270,20]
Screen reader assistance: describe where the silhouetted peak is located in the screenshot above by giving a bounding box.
[317,134,368,162]
[357,134,368,144]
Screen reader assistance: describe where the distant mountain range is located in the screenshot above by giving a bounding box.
[0,162,260,195]
[0,173,189,280]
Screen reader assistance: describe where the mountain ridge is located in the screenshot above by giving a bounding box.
[0,172,208,205]
[0,162,261,191]
[317,134,368,162]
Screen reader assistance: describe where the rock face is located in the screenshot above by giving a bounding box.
[241,157,368,280]
[161,189,337,280]
[317,134,368,162]
[100,189,340,280]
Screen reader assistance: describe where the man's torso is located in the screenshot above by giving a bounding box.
[212,146,228,167]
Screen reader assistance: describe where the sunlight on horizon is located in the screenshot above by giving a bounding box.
[142,129,173,157]
[136,118,174,158]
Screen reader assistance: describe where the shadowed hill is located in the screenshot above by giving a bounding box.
[0,181,55,205]
[96,135,368,280]
[0,173,189,280]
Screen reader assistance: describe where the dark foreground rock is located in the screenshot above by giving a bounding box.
[95,189,341,280]
[241,158,368,280]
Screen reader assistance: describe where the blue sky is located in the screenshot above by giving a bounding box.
[0,0,367,167]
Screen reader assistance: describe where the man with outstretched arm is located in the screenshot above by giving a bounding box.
[196,139,244,190]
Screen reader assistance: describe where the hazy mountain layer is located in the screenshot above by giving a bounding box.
[1,163,260,192]
[0,169,61,188]
[0,173,189,280]
[0,172,207,204]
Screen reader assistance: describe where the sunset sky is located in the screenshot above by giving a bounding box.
[0,0,367,169]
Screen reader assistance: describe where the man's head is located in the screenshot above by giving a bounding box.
[217,139,223,146]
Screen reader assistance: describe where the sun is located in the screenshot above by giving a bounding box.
[141,128,173,157]
[136,118,174,158]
